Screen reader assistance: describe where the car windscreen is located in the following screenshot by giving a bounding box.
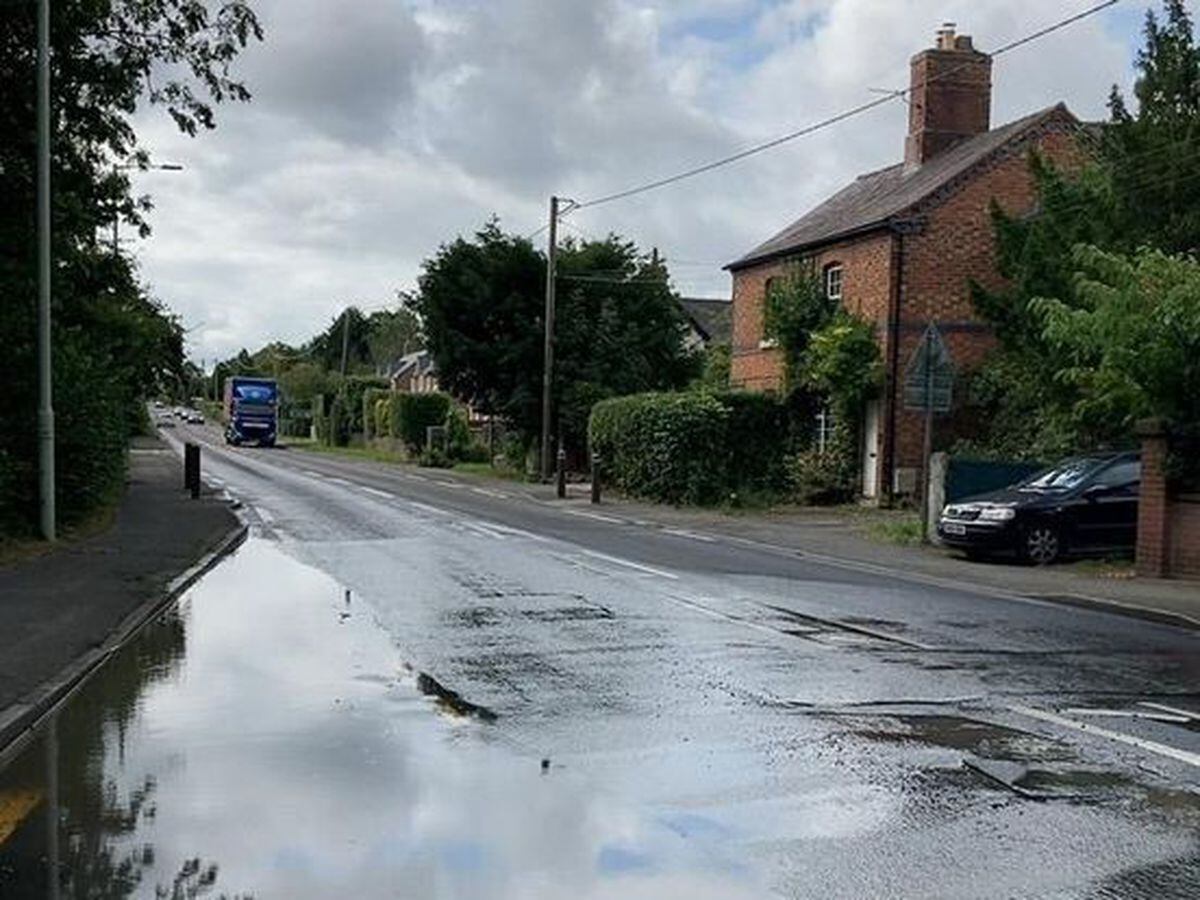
[1018,457,1106,491]
[233,383,276,404]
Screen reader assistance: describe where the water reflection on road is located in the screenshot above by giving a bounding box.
[0,539,762,898]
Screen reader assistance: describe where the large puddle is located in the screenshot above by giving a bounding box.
[0,539,762,898]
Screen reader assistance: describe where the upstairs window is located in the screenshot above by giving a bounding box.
[824,264,843,303]
[759,277,779,349]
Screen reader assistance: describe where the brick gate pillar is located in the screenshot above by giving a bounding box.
[1136,418,1170,578]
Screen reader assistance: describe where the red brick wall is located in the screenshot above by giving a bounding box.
[730,232,893,390]
[1169,499,1200,579]
[888,124,1083,476]
[1136,431,1170,577]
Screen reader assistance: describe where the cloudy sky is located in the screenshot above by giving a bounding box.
[125,0,1180,365]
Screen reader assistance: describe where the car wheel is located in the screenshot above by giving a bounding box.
[1022,524,1061,565]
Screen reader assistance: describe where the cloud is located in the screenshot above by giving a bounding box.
[124,0,1164,363]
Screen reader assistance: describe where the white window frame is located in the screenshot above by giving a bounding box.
[825,264,843,303]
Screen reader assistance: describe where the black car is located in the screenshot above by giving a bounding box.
[936,452,1141,564]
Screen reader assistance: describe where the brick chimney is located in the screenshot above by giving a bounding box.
[904,24,992,169]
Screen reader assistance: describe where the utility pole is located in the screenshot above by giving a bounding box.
[37,0,55,541]
[539,196,560,481]
[339,307,351,377]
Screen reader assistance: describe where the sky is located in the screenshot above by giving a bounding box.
[122,0,1185,366]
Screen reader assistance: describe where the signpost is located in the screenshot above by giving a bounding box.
[904,324,955,541]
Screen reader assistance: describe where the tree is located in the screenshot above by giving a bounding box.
[409,221,699,454]
[1031,245,1200,439]
[1107,0,1200,255]
[0,0,262,533]
[762,262,840,393]
[366,303,423,371]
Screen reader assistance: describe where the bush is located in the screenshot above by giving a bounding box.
[340,377,389,435]
[589,390,796,505]
[418,446,453,468]
[362,388,391,441]
[590,393,731,505]
[327,395,350,447]
[712,390,791,492]
[374,397,390,439]
[784,438,856,506]
[388,392,453,452]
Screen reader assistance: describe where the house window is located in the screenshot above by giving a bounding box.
[824,264,843,303]
[759,277,779,349]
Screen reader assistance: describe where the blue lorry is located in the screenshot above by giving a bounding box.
[223,376,278,447]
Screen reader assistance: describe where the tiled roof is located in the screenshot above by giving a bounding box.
[729,104,1077,270]
[677,297,732,345]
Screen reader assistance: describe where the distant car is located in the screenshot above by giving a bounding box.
[937,452,1141,565]
[187,412,205,425]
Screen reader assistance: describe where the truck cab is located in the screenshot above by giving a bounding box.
[224,377,278,447]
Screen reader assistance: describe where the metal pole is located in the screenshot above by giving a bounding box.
[339,308,351,377]
[111,215,118,254]
[37,0,55,541]
[920,329,934,543]
[539,195,559,481]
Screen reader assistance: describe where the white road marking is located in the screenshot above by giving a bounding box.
[474,522,548,542]
[460,520,510,540]
[662,528,716,543]
[360,486,395,500]
[580,549,678,580]
[1139,702,1200,721]
[471,487,511,499]
[325,476,352,486]
[1064,707,1192,724]
[566,509,624,525]
[301,470,325,479]
[1008,704,1200,768]
[434,481,466,490]
[407,501,446,516]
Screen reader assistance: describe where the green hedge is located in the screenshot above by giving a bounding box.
[341,376,389,434]
[589,391,794,505]
[387,392,452,451]
[362,388,391,440]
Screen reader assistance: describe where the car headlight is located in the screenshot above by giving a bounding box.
[979,506,1016,521]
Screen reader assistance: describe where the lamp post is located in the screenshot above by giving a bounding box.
[111,162,183,253]
[37,0,53,540]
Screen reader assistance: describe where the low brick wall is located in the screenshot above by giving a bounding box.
[1169,497,1200,579]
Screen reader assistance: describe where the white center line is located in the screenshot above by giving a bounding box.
[301,470,325,479]
[470,487,511,499]
[580,549,678,580]
[1008,704,1200,768]
[325,476,351,486]
[1139,702,1200,721]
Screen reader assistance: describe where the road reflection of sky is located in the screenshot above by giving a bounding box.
[0,539,765,899]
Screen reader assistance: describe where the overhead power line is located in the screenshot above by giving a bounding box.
[572,0,1122,211]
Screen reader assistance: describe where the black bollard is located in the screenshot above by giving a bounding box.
[185,442,201,499]
[590,452,601,505]
[555,447,567,499]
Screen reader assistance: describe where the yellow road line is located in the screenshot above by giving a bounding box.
[0,788,43,845]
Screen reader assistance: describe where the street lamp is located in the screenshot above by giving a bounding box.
[111,162,184,253]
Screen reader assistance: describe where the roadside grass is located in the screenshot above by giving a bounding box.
[862,514,925,547]
[0,499,120,567]
[1063,556,1137,579]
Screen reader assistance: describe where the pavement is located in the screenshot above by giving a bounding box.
[0,434,242,749]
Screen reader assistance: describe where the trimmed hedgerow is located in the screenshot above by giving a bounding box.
[387,392,453,452]
[589,390,796,505]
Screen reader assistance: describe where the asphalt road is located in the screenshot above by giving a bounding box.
[5,421,1198,898]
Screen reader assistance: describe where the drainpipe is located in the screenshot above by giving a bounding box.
[883,227,905,506]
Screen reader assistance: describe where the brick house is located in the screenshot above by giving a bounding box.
[727,25,1088,500]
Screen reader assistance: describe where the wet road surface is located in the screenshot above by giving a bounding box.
[2,424,1199,898]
